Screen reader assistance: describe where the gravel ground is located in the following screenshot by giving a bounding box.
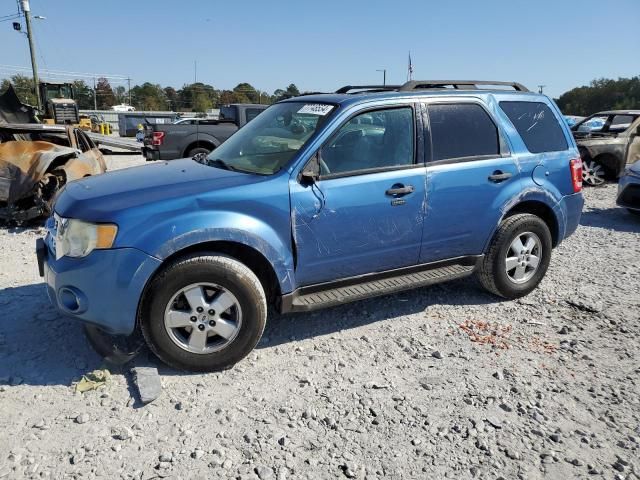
[0,154,639,479]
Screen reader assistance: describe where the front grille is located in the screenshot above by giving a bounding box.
[53,103,79,124]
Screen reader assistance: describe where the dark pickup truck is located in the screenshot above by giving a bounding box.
[142,103,267,160]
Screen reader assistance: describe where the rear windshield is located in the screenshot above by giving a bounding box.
[500,101,568,153]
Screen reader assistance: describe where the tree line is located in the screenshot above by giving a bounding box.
[555,76,640,116]
[0,74,301,111]
[4,74,639,115]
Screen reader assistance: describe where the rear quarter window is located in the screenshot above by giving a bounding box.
[500,101,568,153]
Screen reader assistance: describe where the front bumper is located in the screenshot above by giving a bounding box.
[37,235,162,335]
[553,191,584,243]
[616,173,640,211]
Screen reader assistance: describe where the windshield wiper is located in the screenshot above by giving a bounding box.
[202,157,253,174]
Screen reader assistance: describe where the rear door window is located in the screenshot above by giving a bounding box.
[500,101,568,153]
[427,103,500,161]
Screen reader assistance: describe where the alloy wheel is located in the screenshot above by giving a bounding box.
[505,232,542,284]
[582,160,606,186]
[163,282,242,354]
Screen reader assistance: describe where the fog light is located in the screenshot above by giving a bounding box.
[58,287,87,314]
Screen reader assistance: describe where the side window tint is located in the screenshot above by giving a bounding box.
[428,104,499,161]
[500,101,568,153]
[321,107,414,175]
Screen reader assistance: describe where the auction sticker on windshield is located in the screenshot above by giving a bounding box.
[297,104,334,116]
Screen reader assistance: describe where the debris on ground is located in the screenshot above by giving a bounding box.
[131,366,162,404]
[74,369,111,393]
[458,319,512,349]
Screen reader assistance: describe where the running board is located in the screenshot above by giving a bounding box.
[279,256,481,313]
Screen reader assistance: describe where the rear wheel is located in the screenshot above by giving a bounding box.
[140,254,267,372]
[477,214,552,299]
[187,146,212,158]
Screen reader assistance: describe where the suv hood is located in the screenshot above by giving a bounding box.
[55,158,266,221]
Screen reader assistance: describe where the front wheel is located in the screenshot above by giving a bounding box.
[477,214,552,299]
[140,254,267,372]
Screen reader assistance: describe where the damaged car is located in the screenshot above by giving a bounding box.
[37,80,583,372]
[0,124,107,223]
[572,110,640,186]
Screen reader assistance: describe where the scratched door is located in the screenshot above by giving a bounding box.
[289,105,427,287]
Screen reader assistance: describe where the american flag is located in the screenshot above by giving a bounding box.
[408,52,414,81]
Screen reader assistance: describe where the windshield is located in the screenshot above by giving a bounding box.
[45,84,73,99]
[203,102,335,174]
[575,114,638,133]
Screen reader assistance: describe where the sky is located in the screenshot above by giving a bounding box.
[1,0,638,98]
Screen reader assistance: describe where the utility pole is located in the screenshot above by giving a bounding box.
[194,60,197,84]
[93,77,97,110]
[20,0,41,111]
[376,69,387,86]
[127,77,131,106]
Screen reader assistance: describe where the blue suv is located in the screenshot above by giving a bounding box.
[36,80,584,371]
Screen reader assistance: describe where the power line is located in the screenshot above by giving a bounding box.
[0,64,128,80]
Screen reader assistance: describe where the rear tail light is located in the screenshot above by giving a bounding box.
[152,131,165,146]
[570,157,583,193]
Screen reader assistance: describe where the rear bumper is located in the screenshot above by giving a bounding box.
[38,236,161,335]
[554,192,584,243]
[142,146,160,161]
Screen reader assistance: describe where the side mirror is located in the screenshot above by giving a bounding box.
[636,125,640,136]
[299,153,320,184]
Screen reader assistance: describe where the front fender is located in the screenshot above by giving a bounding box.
[127,210,295,294]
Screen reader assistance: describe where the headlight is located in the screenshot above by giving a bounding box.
[54,215,118,260]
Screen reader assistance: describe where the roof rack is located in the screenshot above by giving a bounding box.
[335,85,402,94]
[399,80,529,92]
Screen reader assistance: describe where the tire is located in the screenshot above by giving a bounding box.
[477,213,552,299]
[186,146,211,158]
[139,254,266,372]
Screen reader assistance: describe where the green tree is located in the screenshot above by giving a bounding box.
[113,85,126,104]
[72,80,94,109]
[178,83,219,111]
[130,82,168,111]
[164,86,179,110]
[0,74,37,106]
[233,83,258,103]
[273,83,300,102]
[556,76,640,116]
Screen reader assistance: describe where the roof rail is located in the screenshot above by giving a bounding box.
[398,80,529,92]
[335,85,402,94]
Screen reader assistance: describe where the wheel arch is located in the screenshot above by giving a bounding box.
[501,200,560,247]
[593,152,624,178]
[182,139,218,157]
[136,240,282,332]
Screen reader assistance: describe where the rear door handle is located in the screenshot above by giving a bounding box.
[488,171,512,183]
[386,184,415,196]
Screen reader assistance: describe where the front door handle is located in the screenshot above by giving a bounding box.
[488,171,512,183]
[386,184,415,196]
